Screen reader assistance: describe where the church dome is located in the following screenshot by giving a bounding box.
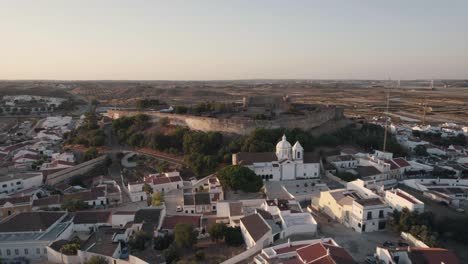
[276,135,292,160]
[276,135,291,150]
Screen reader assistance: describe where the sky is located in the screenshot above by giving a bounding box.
[0,0,467,80]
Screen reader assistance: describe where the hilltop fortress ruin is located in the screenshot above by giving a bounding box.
[104,96,344,135]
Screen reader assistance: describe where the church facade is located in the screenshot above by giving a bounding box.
[232,135,321,181]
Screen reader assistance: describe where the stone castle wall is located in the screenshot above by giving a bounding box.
[105,106,343,135]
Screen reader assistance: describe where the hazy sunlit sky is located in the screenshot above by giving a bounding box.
[1,0,467,80]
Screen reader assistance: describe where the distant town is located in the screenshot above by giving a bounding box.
[0,81,466,264]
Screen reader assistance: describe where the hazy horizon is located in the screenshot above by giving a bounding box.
[1,0,468,80]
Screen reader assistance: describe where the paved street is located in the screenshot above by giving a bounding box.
[164,189,184,214]
[314,211,400,263]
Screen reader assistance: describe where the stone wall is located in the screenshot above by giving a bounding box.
[105,106,344,135]
[46,155,107,185]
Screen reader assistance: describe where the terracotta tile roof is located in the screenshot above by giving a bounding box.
[355,166,381,178]
[64,188,105,201]
[184,192,211,206]
[297,243,355,264]
[409,247,460,264]
[229,202,243,217]
[73,210,112,224]
[0,211,65,232]
[2,142,30,152]
[13,153,40,161]
[112,211,136,215]
[240,213,270,242]
[392,158,411,168]
[32,195,61,207]
[256,209,273,220]
[0,196,31,207]
[234,152,277,165]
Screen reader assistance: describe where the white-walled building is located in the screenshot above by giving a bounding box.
[375,245,460,264]
[279,210,317,238]
[127,171,183,202]
[318,182,391,233]
[385,188,424,213]
[0,212,72,262]
[233,135,320,181]
[239,213,272,250]
[111,211,136,227]
[253,238,355,264]
[0,171,43,195]
[327,154,358,171]
[183,192,214,214]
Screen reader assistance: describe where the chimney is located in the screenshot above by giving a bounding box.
[326,248,330,255]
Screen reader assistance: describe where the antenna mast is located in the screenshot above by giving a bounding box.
[383,84,391,152]
[422,97,428,126]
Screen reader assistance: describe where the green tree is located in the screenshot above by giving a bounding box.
[84,256,108,264]
[129,230,149,251]
[174,224,197,249]
[336,171,359,182]
[225,227,244,246]
[60,243,80,255]
[61,198,90,212]
[142,183,153,206]
[217,165,263,193]
[208,223,227,242]
[154,234,174,250]
[414,145,428,156]
[83,147,98,161]
[162,244,180,264]
[152,191,165,207]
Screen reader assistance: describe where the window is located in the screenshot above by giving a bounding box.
[43,248,47,254]
[36,248,40,254]
[2,184,6,188]
[297,152,301,159]
[16,181,21,185]
[24,249,28,255]
[367,212,372,220]
[7,249,11,256]
[15,249,19,255]
[379,210,384,218]
[0,249,2,256]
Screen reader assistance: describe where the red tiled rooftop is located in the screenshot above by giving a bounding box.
[409,247,460,264]
[297,243,355,264]
[13,154,40,161]
[392,158,410,168]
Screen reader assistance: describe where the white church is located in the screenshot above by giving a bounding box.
[232,135,321,181]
